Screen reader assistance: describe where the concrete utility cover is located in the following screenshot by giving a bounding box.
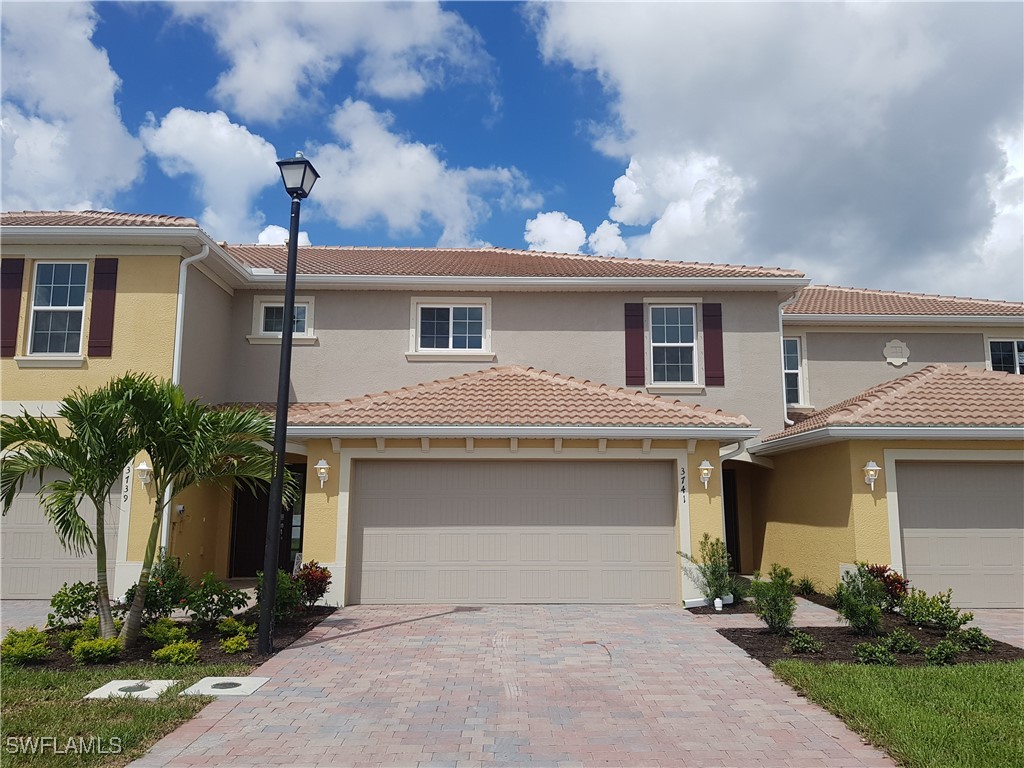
[85,679,178,700]
[180,677,269,696]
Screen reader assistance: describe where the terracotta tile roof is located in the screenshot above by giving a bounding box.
[784,285,1024,317]
[225,244,804,280]
[764,366,1024,441]
[0,210,198,228]
[236,365,752,429]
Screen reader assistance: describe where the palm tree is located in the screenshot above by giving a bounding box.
[117,378,293,648]
[0,375,151,638]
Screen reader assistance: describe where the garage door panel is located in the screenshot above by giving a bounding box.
[349,461,677,604]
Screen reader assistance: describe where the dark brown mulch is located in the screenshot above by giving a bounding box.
[687,598,759,615]
[37,606,336,671]
[720,611,1024,667]
[797,592,838,610]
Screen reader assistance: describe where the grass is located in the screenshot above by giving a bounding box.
[0,661,250,768]
[773,659,1024,768]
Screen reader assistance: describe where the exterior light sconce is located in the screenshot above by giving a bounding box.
[136,460,152,486]
[314,459,331,489]
[863,461,881,491]
[698,460,714,489]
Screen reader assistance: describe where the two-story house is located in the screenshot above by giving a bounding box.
[2,211,1021,608]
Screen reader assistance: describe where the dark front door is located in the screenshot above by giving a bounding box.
[722,468,740,571]
[230,465,306,577]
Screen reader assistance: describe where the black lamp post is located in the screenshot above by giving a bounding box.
[258,151,319,656]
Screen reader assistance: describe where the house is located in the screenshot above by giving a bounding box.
[1,210,1021,607]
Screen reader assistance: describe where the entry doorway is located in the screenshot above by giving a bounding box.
[722,468,741,572]
[230,465,306,577]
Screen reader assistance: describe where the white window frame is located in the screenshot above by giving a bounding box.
[248,295,317,345]
[27,261,88,357]
[646,302,699,390]
[986,337,1024,374]
[782,336,807,406]
[406,297,494,361]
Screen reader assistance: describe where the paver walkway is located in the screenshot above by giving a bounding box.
[132,605,893,768]
[967,609,1024,649]
[0,600,50,635]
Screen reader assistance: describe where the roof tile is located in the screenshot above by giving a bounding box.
[0,210,198,228]
[784,285,1024,317]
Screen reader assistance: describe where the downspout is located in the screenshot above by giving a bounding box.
[160,245,209,553]
[778,293,799,428]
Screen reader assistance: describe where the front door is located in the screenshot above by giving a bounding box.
[230,465,306,577]
[722,468,740,572]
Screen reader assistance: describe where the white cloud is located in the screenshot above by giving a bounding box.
[524,211,586,253]
[257,225,311,247]
[174,2,493,123]
[587,220,627,257]
[307,99,537,247]
[140,109,279,243]
[0,3,144,211]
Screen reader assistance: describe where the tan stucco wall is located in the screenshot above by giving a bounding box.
[225,289,789,435]
[301,439,339,565]
[687,443,726,547]
[167,482,235,581]
[176,265,233,404]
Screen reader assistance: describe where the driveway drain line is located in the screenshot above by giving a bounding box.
[493,631,521,700]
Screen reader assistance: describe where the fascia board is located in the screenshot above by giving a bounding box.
[751,425,1024,455]
[285,425,761,441]
[783,313,1024,327]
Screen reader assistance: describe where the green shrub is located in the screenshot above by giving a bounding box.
[256,569,304,622]
[216,617,256,638]
[901,588,973,632]
[750,564,796,634]
[57,615,100,650]
[785,630,824,654]
[294,561,333,607]
[151,640,201,665]
[70,637,122,665]
[141,618,190,647]
[47,581,98,627]
[729,575,751,601]
[124,554,193,621]
[794,576,817,596]
[219,633,250,655]
[883,628,921,654]
[924,639,962,666]
[834,564,886,635]
[949,627,992,653]
[184,573,248,626]
[1,627,52,665]
[853,641,897,666]
[679,533,733,604]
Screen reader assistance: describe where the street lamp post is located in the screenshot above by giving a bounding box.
[258,152,319,656]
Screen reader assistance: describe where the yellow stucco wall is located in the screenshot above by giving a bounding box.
[167,482,235,581]
[688,443,726,546]
[300,439,339,565]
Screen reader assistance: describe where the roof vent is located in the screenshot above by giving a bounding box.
[249,267,275,275]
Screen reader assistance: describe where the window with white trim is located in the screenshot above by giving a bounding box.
[417,303,485,350]
[250,295,315,340]
[30,262,88,355]
[990,339,1024,374]
[783,337,803,405]
[649,305,696,383]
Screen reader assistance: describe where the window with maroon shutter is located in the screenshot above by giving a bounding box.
[87,258,118,357]
[702,303,725,386]
[1,258,25,358]
[624,303,645,385]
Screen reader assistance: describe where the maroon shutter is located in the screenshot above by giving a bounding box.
[87,258,118,357]
[624,303,645,386]
[702,303,725,386]
[1,258,25,358]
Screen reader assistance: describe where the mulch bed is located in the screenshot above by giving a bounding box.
[687,598,759,615]
[35,606,336,671]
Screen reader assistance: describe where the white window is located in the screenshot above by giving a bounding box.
[29,262,88,355]
[783,337,803,405]
[989,340,1024,374]
[407,298,493,360]
[249,295,316,344]
[649,305,696,384]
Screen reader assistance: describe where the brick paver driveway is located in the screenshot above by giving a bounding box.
[134,605,893,768]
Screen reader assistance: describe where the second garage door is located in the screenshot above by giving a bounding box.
[348,460,678,604]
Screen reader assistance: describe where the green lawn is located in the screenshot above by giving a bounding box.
[773,660,1024,768]
[0,661,249,768]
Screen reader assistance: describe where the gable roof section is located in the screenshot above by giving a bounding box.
[237,365,757,440]
[757,365,1024,453]
[0,210,198,228]
[783,285,1024,324]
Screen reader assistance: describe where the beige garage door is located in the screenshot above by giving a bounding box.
[1,472,120,599]
[897,461,1024,609]
[348,460,678,604]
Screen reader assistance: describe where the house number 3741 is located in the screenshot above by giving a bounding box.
[679,467,687,494]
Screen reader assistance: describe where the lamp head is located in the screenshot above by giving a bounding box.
[277,152,319,199]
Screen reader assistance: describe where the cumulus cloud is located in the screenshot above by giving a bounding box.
[307,99,538,247]
[532,3,1023,299]
[174,2,493,123]
[140,109,279,242]
[588,220,627,257]
[257,225,312,247]
[0,3,144,211]
[524,211,587,253]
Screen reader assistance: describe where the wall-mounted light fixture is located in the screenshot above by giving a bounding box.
[698,460,714,489]
[863,460,881,491]
[314,459,331,489]
[136,460,152,486]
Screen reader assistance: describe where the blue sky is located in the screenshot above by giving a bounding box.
[2,2,1022,300]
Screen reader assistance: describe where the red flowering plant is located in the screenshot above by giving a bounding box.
[294,561,333,608]
[121,554,193,622]
[865,563,910,612]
